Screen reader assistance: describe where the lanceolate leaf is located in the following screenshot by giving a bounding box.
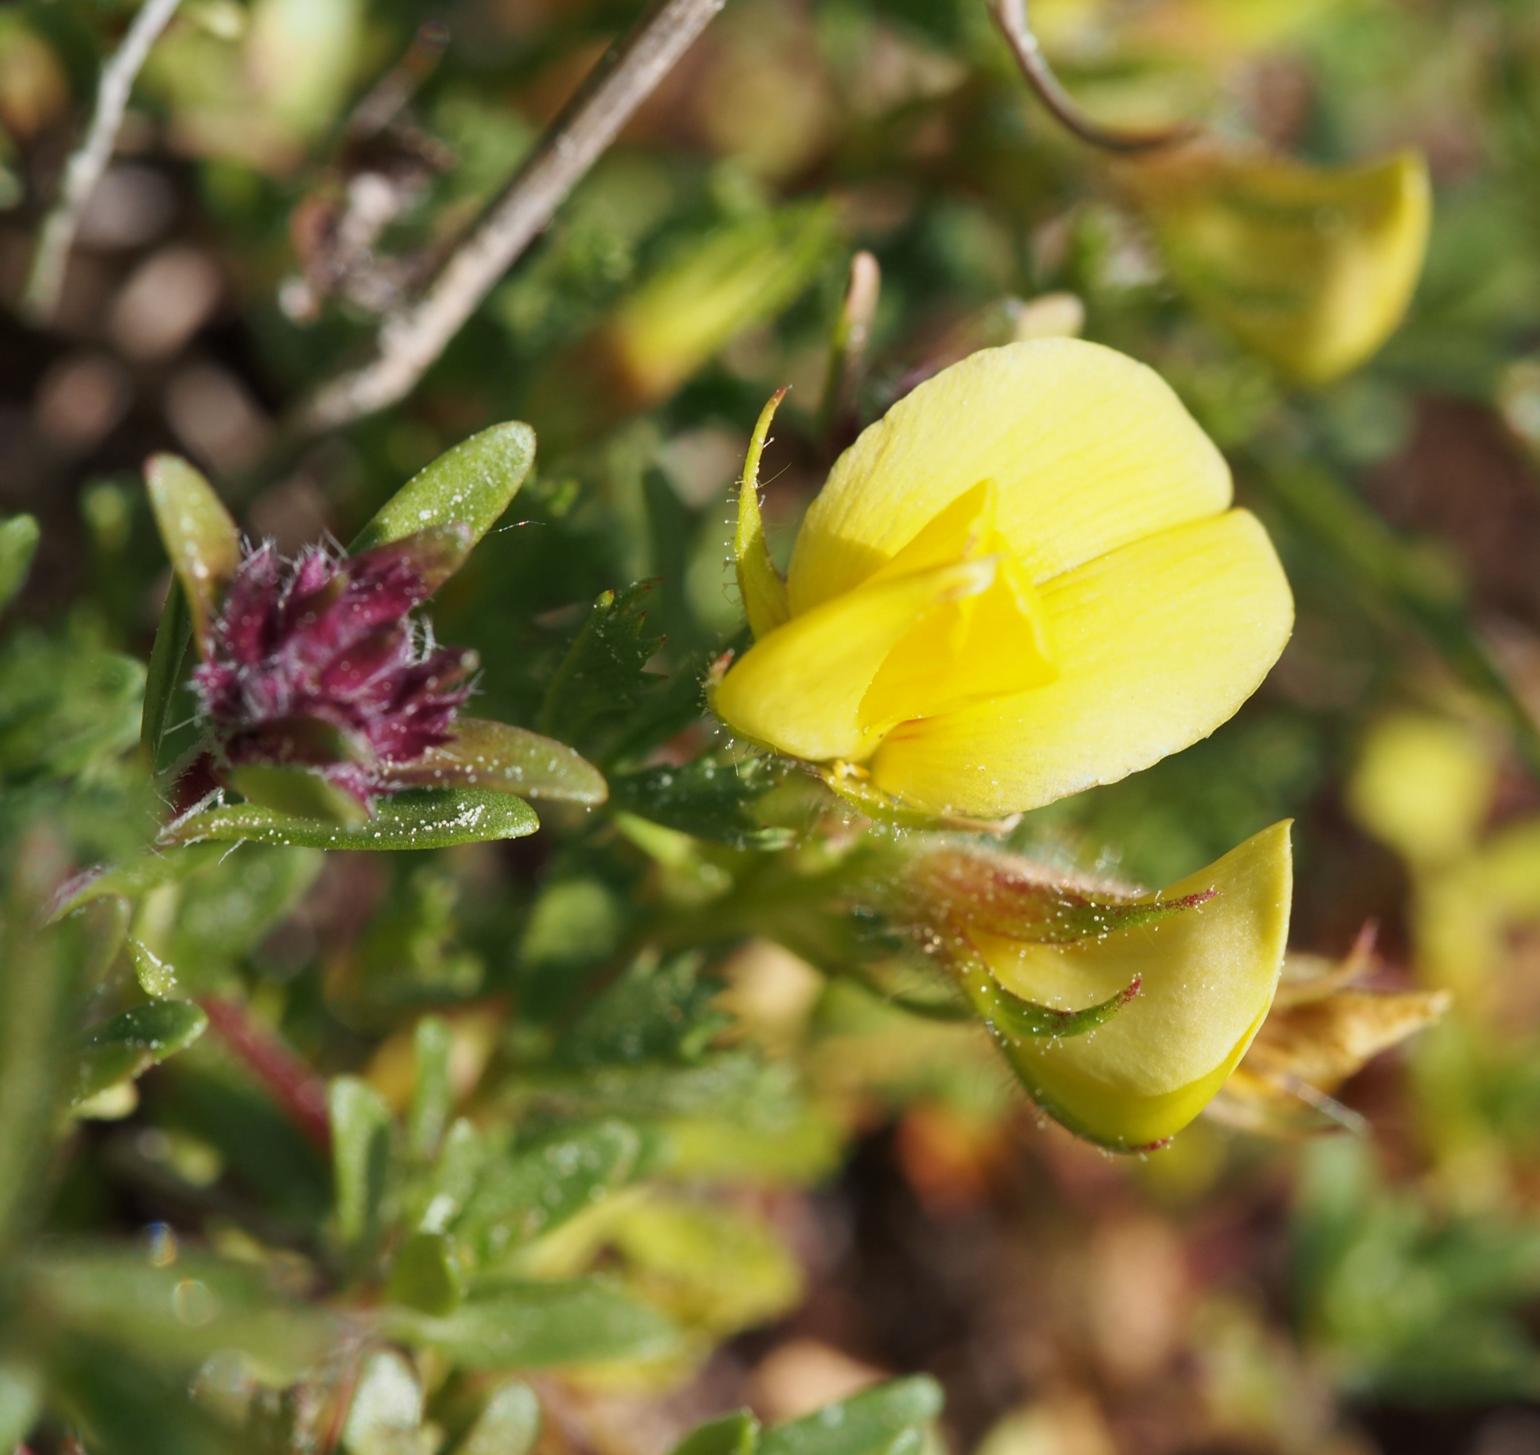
[671,1411,761,1455]
[160,788,539,851]
[454,1120,646,1261]
[386,718,608,804]
[385,1278,679,1368]
[759,1379,944,1455]
[227,764,372,826]
[0,513,39,612]
[74,1001,209,1105]
[139,581,191,767]
[351,421,536,559]
[144,455,241,646]
[330,1076,394,1257]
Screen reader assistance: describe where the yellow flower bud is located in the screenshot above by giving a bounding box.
[715,339,1293,820]
[931,821,1294,1151]
[1127,147,1431,384]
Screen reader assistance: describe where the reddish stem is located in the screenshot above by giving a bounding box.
[199,995,332,1153]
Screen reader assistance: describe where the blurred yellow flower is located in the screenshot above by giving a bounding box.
[918,821,1295,1150]
[1128,147,1431,384]
[715,339,1293,819]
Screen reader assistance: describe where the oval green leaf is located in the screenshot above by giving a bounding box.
[145,455,240,646]
[386,718,607,804]
[350,421,536,559]
[159,788,540,851]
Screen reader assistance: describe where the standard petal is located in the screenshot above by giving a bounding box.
[969,821,1293,1150]
[712,558,997,763]
[868,509,1292,818]
[786,338,1232,614]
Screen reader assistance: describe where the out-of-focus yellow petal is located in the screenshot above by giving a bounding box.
[971,821,1293,1149]
[712,557,997,763]
[1130,147,1431,384]
[787,339,1232,613]
[868,509,1292,818]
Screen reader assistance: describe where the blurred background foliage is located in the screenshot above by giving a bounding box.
[3,0,1540,1452]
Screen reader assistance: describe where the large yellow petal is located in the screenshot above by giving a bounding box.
[966,821,1293,1149]
[868,509,1292,818]
[859,481,1058,731]
[786,338,1232,614]
[712,557,998,763]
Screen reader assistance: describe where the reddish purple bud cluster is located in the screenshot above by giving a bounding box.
[193,538,474,805]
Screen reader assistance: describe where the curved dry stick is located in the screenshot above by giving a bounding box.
[988,0,1196,155]
[22,0,185,322]
[288,0,726,440]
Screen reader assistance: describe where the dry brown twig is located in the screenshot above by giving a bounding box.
[22,0,186,323]
[988,0,1196,155]
[286,0,727,442]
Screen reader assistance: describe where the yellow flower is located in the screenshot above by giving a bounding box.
[932,821,1294,1150]
[715,339,1293,819]
[1127,147,1431,384]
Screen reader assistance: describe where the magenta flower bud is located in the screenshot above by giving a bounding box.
[191,535,475,807]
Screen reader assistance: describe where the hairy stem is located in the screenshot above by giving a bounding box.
[286,0,727,440]
[22,0,185,322]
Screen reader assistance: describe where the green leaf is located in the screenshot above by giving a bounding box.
[228,763,372,825]
[388,1230,464,1317]
[455,1120,646,1261]
[608,1199,801,1334]
[145,454,241,644]
[760,1380,944,1455]
[330,1076,394,1258]
[458,1382,541,1455]
[140,582,191,768]
[671,1411,761,1455]
[75,1001,209,1105]
[0,1359,39,1450]
[161,787,540,850]
[611,753,795,849]
[0,513,39,611]
[387,717,608,804]
[342,1348,425,1455]
[385,1278,679,1368]
[0,845,86,1249]
[556,954,726,1068]
[0,628,145,780]
[128,937,181,997]
[47,1335,260,1455]
[538,583,665,763]
[31,1247,337,1380]
[408,1015,454,1161]
[351,421,536,560]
